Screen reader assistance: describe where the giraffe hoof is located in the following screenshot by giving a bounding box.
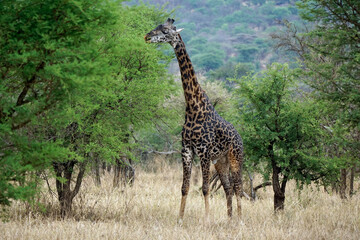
[177,218,183,226]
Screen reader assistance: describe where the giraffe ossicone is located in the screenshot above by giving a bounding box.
[145,18,244,222]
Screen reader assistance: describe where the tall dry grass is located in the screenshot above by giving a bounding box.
[1,157,359,240]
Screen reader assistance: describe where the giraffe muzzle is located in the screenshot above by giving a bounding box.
[144,34,151,43]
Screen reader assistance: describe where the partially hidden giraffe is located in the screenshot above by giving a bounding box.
[145,18,244,222]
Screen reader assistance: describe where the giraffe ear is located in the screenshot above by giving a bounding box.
[166,18,175,26]
[176,28,184,33]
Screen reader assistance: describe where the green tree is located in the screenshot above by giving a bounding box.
[192,53,224,71]
[272,0,360,198]
[0,0,174,214]
[235,44,260,63]
[0,0,118,206]
[297,0,360,126]
[234,63,333,211]
[49,4,173,216]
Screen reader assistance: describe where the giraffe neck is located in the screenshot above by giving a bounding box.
[173,37,208,111]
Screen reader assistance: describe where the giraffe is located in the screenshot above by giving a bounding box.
[145,18,244,222]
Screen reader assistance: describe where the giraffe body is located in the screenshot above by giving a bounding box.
[145,18,244,222]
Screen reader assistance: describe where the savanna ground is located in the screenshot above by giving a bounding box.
[1,157,359,240]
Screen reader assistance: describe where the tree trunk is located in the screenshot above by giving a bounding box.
[102,161,109,174]
[94,155,101,187]
[53,160,87,218]
[113,158,121,188]
[272,159,287,212]
[331,181,339,194]
[59,192,73,218]
[126,158,135,186]
[269,140,288,212]
[113,157,135,188]
[120,161,126,187]
[349,166,355,197]
[106,163,112,173]
[340,168,347,199]
[274,191,285,211]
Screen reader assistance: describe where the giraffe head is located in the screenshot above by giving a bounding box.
[145,18,183,48]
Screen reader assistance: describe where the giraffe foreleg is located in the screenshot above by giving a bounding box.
[178,146,193,223]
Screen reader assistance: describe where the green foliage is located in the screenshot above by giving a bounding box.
[187,37,208,55]
[209,62,255,82]
[192,53,224,71]
[0,0,174,206]
[268,0,359,193]
[176,22,197,42]
[297,0,360,127]
[233,24,255,34]
[187,38,226,70]
[235,44,260,62]
[286,0,360,174]
[0,135,70,205]
[233,63,335,185]
[0,0,120,205]
[272,7,291,19]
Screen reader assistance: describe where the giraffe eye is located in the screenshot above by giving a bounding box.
[161,29,169,34]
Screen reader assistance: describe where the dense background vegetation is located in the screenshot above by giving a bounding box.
[0,0,359,223]
[133,0,301,74]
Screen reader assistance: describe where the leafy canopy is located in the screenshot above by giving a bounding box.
[233,63,335,185]
[0,0,174,206]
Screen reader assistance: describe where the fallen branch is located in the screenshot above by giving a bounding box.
[254,182,272,192]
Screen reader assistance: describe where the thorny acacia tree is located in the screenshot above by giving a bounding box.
[271,0,360,198]
[234,63,335,211]
[0,0,174,215]
[0,0,111,206]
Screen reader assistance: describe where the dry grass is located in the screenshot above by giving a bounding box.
[1,159,359,240]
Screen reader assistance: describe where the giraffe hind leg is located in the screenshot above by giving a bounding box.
[214,156,233,218]
[200,158,211,220]
[228,145,243,218]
